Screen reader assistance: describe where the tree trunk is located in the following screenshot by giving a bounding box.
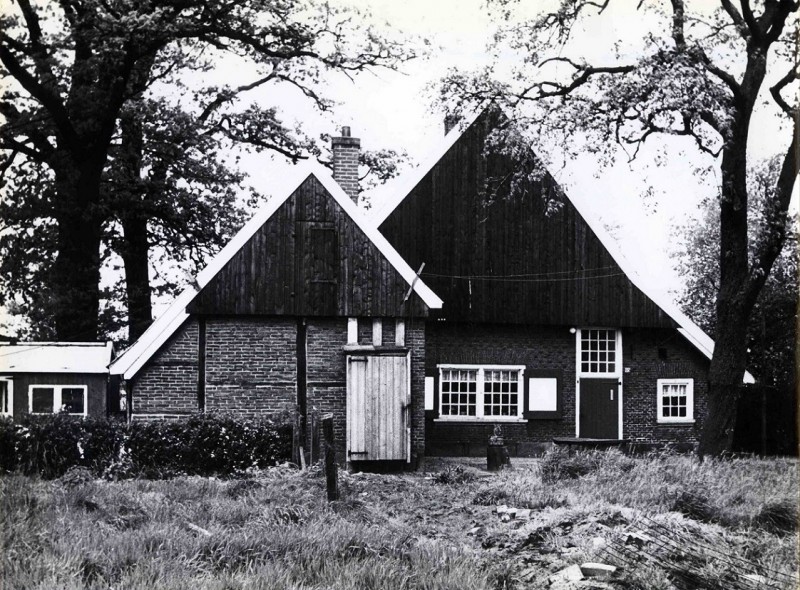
[50,152,105,341]
[697,42,769,457]
[117,105,153,342]
[120,213,152,341]
[698,299,749,456]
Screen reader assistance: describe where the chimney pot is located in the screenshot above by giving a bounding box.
[341,126,351,137]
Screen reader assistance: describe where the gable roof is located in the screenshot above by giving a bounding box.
[373,107,754,384]
[111,162,443,381]
[0,341,114,374]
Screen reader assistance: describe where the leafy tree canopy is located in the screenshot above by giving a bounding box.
[0,0,417,341]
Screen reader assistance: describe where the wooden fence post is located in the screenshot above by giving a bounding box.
[322,414,339,501]
[292,406,302,467]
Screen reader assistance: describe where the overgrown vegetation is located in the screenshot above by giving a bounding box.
[1,449,796,589]
[0,414,291,479]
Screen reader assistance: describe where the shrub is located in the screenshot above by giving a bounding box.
[432,465,476,485]
[671,490,719,523]
[540,447,636,483]
[0,413,292,479]
[753,499,797,534]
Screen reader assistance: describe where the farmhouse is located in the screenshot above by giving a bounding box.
[110,130,442,467]
[110,110,751,464]
[0,341,116,418]
[376,108,752,456]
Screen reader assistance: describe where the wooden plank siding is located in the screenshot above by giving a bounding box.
[378,112,674,328]
[188,175,429,318]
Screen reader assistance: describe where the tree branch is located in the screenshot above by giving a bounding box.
[719,0,752,39]
[520,62,635,101]
[746,119,799,306]
[198,73,279,122]
[0,42,79,150]
[0,136,48,161]
[770,64,799,117]
[670,0,687,50]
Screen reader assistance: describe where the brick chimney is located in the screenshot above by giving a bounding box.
[332,126,360,203]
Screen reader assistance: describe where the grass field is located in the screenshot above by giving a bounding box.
[1,449,797,589]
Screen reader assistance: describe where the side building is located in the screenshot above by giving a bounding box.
[0,342,115,419]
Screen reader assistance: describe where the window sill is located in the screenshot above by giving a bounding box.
[434,417,527,423]
[657,419,695,425]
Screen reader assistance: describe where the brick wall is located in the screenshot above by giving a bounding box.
[131,315,427,467]
[205,318,297,418]
[308,317,426,467]
[425,323,711,456]
[426,323,576,456]
[407,319,426,465]
[306,318,347,460]
[131,319,200,415]
[622,328,709,447]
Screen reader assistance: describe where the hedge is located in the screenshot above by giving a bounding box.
[0,413,292,479]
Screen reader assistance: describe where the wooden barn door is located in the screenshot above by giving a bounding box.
[579,379,619,439]
[346,352,410,462]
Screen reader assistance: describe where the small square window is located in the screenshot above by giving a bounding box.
[657,379,694,423]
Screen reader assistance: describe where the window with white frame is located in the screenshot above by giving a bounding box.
[29,385,87,416]
[439,365,525,419]
[657,379,694,423]
[0,378,12,417]
[579,329,619,375]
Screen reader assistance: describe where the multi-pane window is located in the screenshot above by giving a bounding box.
[483,370,520,417]
[439,365,524,419]
[0,379,12,417]
[579,329,618,375]
[29,385,87,416]
[657,379,694,423]
[440,368,477,417]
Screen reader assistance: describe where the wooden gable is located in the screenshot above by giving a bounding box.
[378,111,674,328]
[188,175,429,317]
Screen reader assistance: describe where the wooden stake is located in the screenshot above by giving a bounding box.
[322,414,339,501]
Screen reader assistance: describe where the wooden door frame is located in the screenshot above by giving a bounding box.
[574,328,623,439]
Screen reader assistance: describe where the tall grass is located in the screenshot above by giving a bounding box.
[1,451,796,589]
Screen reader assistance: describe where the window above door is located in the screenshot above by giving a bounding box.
[577,329,621,378]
